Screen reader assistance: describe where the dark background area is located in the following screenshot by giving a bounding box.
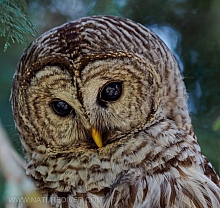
[0,0,220,204]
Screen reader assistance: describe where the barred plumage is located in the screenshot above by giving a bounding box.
[12,16,220,208]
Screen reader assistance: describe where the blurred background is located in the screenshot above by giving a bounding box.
[0,0,220,205]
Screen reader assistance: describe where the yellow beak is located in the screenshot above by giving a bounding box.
[91,127,103,148]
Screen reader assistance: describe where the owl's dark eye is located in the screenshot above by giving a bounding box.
[100,82,123,102]
[50,100,73,117]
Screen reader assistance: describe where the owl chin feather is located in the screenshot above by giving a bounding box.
[12,15,219,207]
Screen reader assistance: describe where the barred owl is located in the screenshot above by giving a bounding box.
[12,16,220,208]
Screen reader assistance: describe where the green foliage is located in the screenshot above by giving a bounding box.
[213,116,220,131]
[0,0,37,51]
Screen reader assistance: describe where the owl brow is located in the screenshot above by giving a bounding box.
[21,55,75,85]
[80,51,150,84]
[75,51,128,75]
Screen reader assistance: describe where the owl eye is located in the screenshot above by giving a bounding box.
[100,82,123,102]
[50,100,73,117]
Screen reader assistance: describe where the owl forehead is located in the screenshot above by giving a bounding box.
[18,16,165,75]
[17,15,162,92]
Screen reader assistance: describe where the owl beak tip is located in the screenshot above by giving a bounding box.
[91,127,103,148]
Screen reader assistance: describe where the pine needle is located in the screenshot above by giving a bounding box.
[0,0,37,51]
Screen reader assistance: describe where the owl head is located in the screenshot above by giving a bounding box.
[11,16,193,192]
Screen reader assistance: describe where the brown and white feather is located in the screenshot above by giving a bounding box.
[11,16,220,208]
